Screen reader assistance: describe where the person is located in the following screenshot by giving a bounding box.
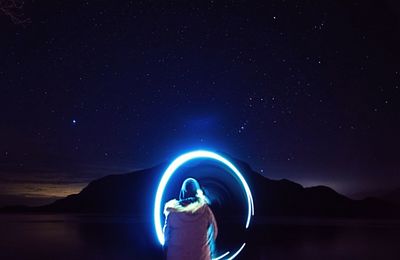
[163,178,218,260]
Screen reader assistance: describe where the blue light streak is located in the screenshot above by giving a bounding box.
[227,243,246,260]
[213,251,230,260]
[153,150,254,259]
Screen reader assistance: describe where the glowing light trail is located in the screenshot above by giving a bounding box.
[227,243,246,260]
[153,150,254,259]
[213,251,230,260]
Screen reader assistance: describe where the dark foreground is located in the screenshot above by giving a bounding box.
[1,214,400,259]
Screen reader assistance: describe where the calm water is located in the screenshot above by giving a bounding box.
[1,214,400,259]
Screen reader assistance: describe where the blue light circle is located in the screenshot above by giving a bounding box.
[154,150,254,260]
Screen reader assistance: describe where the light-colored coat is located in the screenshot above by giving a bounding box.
[163,197,218,260]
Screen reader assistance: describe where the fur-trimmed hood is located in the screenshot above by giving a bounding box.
[164,189,210,216]
[164,197,208,215]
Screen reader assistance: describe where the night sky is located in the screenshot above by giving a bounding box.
[1,1,400,206]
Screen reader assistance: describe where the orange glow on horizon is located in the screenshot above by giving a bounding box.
[0,182,87,199]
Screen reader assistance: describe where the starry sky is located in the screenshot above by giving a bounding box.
[1,1,400,206]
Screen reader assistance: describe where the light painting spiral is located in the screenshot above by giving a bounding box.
[153,150,254,260]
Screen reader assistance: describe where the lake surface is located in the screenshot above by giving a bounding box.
[1,214,400,259]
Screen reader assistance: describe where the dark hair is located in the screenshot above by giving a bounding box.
[179,178,201,206]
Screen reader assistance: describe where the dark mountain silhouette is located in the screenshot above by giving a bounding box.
[1,157,400,218]
[352,187,400,206]
[381,188,400,206]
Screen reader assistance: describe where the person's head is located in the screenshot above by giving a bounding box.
[176,177,210,207]
[179,177,201,201]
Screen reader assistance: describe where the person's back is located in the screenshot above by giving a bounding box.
[163,178,218,260]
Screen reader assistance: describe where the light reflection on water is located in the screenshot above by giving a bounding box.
[0,214,400,259]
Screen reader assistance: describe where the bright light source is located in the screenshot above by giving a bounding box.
[154,150,254,259]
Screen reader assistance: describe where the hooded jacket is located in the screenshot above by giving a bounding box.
[163,196,218,260]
